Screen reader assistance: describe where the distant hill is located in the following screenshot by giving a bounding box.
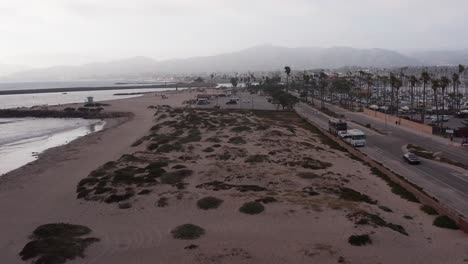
[6,45,468,81]
[0,64,33,77]
[409,50,468,66]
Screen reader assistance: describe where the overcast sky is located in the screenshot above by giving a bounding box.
[1,0,468,67]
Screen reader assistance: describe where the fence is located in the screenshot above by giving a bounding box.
[363,108,433,135]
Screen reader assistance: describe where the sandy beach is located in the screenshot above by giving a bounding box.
[0,89,467,264]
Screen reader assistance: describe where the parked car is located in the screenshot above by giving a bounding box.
[226,99,238,105]
[403,153,421,165]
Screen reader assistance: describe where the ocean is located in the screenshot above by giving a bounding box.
[0,81,178,176]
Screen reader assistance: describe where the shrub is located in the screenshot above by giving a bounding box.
[172,165,187,169]
[348,234,372,246]
[245,154,269,163]
[339,188,377,204]
[160,170,193,185]
[297,172,319,179]
[203,147,215,153]
[104,193,134,203]
[118,202,132,209]
[147,143,159,151]
[433,215,459,230]
[206,137,221,143]
[19,223,99,264]
[156,197,169,207]
[157,143,182,153]
[228,136,246,145]
[131,138,144,147]
[239,201,265,215]
[197,196,223,210]
[420,205,439,215]
[378,206,393,213]
[231,126,252,133]
[171,224,205,240]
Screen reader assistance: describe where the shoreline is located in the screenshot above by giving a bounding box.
[0,82,216,95]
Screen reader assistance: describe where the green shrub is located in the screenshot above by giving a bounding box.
[171,224,205,240]
[245,154,269,163]
[197,196,223,210]
[157,143,182,153]
[147,143,159,151]
[160,170,193,185]
[231,126,252,133]
[19,223,99,264]
[339,188,377,204]
[297,172,320,179]
[420,205,439,215]
[203,147,215,153]
[228,136,246,145]
[433,215,459,230]
[239,201,265,215]
[348,234,372,246]
[157,197,168,207]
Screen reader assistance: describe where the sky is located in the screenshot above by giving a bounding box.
[1,0,468,67]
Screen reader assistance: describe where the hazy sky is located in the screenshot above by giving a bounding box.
[1,0,468,67]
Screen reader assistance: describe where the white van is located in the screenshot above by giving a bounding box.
[347,129,366,147]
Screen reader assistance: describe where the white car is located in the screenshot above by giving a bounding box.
[242,99,250,103]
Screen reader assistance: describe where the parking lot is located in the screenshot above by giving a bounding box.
[193,92,276,111]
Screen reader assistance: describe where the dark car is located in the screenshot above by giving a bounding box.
[403,153,421,165]
[226,99,238,105]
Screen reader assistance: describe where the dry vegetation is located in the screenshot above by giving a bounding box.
[70,106,466,262]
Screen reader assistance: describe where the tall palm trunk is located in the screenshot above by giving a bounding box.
[422,81,427,121]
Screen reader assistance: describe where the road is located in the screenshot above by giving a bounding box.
[295,100,468,216]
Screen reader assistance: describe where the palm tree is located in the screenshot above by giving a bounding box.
[284,66,291,93]
[409,75,419,120]
[390,73,400,114]
[365,72,373,107]
[458,64,465,111]
[420,71,431,121]
[452,73,459,111]
[439,76,450,132]
[431,79,440,130]
[318,72,328,109]
[380,75,389,109]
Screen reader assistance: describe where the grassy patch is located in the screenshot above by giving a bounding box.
[245,154,269,163]
[371,168,419,203]
[196,181,267,192]
[338,188,377,204]
[239,201,265,215]
[231,126,252,133]
[420,205,439,215]
[297,172,320,179]
[378,206,393,213]
[197,196,223,210]
[19,223,99,264]
[171,224,205,240]
[347,211,408,236]
[157,143,183,153]
[228,136,246,145]
[160,170,193,185]
[348,234,372,246]
[287,157,332,170]
[203,147,215,153]
[157,197,169,207]
[433,215,459,230]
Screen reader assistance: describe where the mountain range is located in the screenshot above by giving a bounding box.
[2,45,468,81]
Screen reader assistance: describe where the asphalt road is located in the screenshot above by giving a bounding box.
[295,100,468,216]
